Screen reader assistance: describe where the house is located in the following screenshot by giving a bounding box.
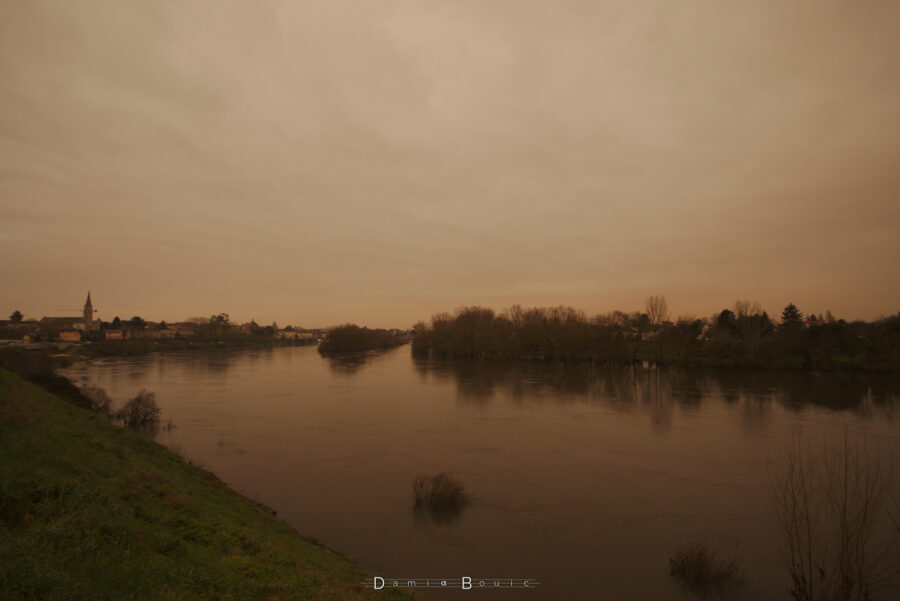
[104,330,124,340]
[41,317,88,331]
[59,330,81,342]
[148,329,176,339]
[0,321,38,342]
[0,327,33,344]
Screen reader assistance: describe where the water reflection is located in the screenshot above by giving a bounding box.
[411,472,470,527]
[157,348,248,373]
[413,359,898,418]
[215,439,248,456]
[128,422,161,439]
[412,503,467,528]
[323,348,398,376]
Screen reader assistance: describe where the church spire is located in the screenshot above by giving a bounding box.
[84,291,94,323]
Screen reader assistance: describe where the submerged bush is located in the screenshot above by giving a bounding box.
[116,389,161,427]
[413,472,468,524]
[670,541,742,597]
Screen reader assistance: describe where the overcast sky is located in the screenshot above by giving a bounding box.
[1,0,898,327]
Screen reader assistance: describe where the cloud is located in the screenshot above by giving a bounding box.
[1,0,898,325]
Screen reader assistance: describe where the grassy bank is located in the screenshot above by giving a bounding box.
[0,367,417,601]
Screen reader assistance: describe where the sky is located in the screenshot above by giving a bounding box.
[1,0,898,328]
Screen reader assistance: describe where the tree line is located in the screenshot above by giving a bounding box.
[411,298,900,372]
[318,324,405,353]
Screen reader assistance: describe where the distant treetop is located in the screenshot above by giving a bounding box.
[781,303,803,325]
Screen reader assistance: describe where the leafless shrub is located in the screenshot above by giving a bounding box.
[79,383,112,416]
[669,541,743,598]
[769,432,898,601]
[413,472,468,524]
[116,389,161,428]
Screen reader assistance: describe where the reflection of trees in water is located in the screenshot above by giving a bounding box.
[166,348,274,374]
[641,369,674,431]
[101,348,275,389]
[179,347,275,374]
[324,347,401,376]
[168,350,239,374]
[412,503,467,528]
[325,353,371,376]
[414,359,601,405]
[412,359,897,423]
[129,422,160,440]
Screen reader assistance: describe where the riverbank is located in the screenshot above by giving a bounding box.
[0,366,418,601]
[73,336,315,359]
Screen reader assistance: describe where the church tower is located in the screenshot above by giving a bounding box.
[83,291,94,324]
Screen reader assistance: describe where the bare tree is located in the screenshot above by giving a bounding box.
[733,299,770,363]
[646,295,670,326]
[769,432,898,601]
[733,299,762,319]
[503,304,524,328]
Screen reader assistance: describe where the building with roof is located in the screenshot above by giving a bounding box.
[40,292,97,336]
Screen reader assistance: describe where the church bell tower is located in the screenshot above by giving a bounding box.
[83,291,94,324]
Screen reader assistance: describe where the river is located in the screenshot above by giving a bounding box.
[61,345,900,600]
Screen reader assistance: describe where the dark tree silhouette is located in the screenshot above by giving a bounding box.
[318,324,403,353]
[412,303,900,371]
[781,303,803,326]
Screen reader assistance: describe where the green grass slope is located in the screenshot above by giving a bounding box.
[0,367,417,601]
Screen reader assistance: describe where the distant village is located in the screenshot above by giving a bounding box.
[0,292,389,347]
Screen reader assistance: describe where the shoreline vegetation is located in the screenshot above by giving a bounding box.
[412,299,900,372]
[318,324,408,354]
[0,359,418,601]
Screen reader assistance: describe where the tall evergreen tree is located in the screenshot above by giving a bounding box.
[781,303,803,325]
